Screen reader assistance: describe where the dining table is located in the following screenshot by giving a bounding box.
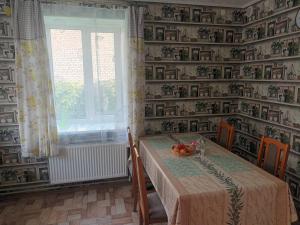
[139,133,298,225]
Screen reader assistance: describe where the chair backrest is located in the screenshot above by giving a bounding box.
[257,136,289,179]
[216,120,235,151]
[128,127,138,189]
[134,146,150,224]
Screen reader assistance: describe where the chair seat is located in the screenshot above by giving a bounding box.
[147,192,168,221]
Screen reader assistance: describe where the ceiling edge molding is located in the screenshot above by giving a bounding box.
[131,0,245,8]
[242,0,263,8]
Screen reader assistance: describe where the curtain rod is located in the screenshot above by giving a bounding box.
[40,0,149,8]
[41,0,132,5]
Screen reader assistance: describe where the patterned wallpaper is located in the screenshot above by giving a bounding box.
[143,3,243,136]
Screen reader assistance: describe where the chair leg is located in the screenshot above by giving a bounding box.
[133,192,138,212]
[132,180,138,212]
[131,177,136,196]
[131,184,135,198]
[139,206,143,225]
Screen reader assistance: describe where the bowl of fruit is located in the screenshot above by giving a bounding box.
[171,143,196,156]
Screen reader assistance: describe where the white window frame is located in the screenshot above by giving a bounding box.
[44,16,128,134]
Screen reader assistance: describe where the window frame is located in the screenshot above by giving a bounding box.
[44,16,128,134]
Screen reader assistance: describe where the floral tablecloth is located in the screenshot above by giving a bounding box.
[139,133,298,225]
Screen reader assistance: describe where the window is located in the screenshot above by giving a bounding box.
[43,11,128,139]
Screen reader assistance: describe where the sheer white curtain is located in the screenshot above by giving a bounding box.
[41,4,129,144]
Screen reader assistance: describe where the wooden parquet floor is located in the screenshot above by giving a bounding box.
[0,181,166,225]
[2,180,298,225]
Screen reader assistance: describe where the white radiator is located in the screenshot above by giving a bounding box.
[49,142,128,184]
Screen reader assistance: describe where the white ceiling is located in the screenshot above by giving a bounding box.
[133,0,261,8]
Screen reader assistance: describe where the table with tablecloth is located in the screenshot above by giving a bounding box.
[139,133,298,225]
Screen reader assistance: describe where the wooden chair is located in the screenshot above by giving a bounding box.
[127,127,138,211]
[257,136,289,179]
[127,127,153,212]
[133,146,168,225]
[216,120,235,151]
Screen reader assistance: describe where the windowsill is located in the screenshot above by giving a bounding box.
[58,129,124,136]
[57,120,127,134]
[58,129,127,145]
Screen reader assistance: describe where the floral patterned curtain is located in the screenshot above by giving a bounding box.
[14,0,58,157]
[128,5,145,142]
